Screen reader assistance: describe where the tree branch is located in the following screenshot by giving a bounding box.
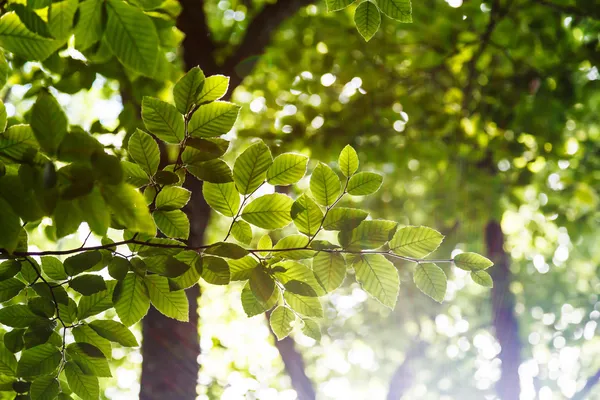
[572,368,600,400]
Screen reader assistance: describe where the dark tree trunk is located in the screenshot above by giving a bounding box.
[485,220,521,400]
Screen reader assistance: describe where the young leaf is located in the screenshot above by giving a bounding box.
[229,256,258,281]
[347,171,383,196]
[202,182,240,217]
[454,252,494,271]
[230,220,252,245]
[241,193,293,229]
[266,153,308,186]
[310,163,341,206]
[301,318,321,341]
[312,252,346,292]
[414,263,447,303]
[389,226,444,258]
[30,375,59,400]
[64,361,99,400]
[196,75,229,103]
[113,273,150,326]
[141,97,185,143]
[145,275,189,321]
[291,194,324,237]
[66,343,111,377]
[173,66,205,114]
[322,207,368,231]
[153,209,190,239]
[269,306,296,340]
[0,278,25,302]
[352,254,399,309]
[339,145,359,177]
[128,129,160,176]
[69,275,107,296]
[354,1,381,42]
[200,256,230,285]
[105,0,159,76]
[343,220,398,250]
[233,141,273,195]
[273,261,324,295]
[72,325,112,358]
[471,270,494,287]
[122,161,150,187]
[31,91,68,155]
[257,235,272,254]
[377,0,412,22]
[188,101,240,138]
[88,320,139,347]
[17,344,61,377]
[283,292,323,318]
[155,186,191,211]
[326,0,356,11]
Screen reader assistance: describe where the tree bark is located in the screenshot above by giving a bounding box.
[485,220,521,400]
[272,336,316,400]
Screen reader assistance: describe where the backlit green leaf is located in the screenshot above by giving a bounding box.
[186,159,233,183]
[69,275,107,296]
[144,275,189,321]
[241,193,293,229]
[101,183,156,234]
[471,270,493,287]
[454,252,494,271]
[352,254,399,309]
[188,101,240,138]
[74,0,103,51]
[291,194,323,237]
[113,273,150,326]
[153,209,189,239]
[0,278,25,302]
[389,226,444,258]
[0,305,45,328]
[202,182,240,217]
[312,252,346,292]
[31,91,67,155]
[88,320,139,347]
[326,0,356,11]
[414,263,447,303]
[65,361,99,400]
[230,220,252,245]
[354,1,381,42]
[0,345,16,375]
[310,163,341,206]
[269,306,295,340]
[338,145,359,177]
[66,342,111,377]
[155,186,191,211]
[196,75,229,103]
[266,153,308,186]
[128,129,160,176]
[30,375,59,400]
[72,325,112,358]
[200,256,230,285]
[17,344,61,377]
[141,97,185,143]
[173,67,205,114]
[273,235,316,260]
[342,220,397,250]
[378,0,412,22]
[284,292,323,318]
[322,207,368,231]
[205,242,249,259]
[301,318,321,341]
[233,141,272,194]
[0,13,60,61]
[347,171,383,196]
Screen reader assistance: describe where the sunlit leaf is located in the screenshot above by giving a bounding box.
[413,263,446,303]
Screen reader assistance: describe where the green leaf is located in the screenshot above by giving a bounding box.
[284,292,323,318]
[4,329,24,353]
[144,256,190,278]
[471,270,493,287]
[266,153,308,186]
[105,0,159,76]
[200,256,230,285]
[312,252,346,292]
[74,0,104,51]
[0,51,8,91]
[269,306,296,340]
[48,0,78,40]
[273,235,316,260]
[326,0,356,11]
[0,260,21,281]
[322,207,368,231]
[0,124,39,164]
[0,345,17,375]
[88,320,138,347]
[72,325,112,358]
[64,251,102,277]
[154,170,181,185]
[354,1,381,41]
[30,375,59,400]
[0,278,25,302]
[347,171,383,196]
[155,186,191,211]
[377,0,412,22]
[57,299,77,325]
[301,318,321,341]
[257,235,272,255]
[202,182,239,217]
[352,254,399,309]
[141,97,185,143]
[0,13,60,61]
[0,305,44,328]
[0,199,21,253]
[284,280,319,297]
[181,137,229,164]
[249,267,275,305]
[188,101,240,138]
[144,275,189,321]
[122,161,150,187]
[31,91,67,155]
[389,226,444,258]
[233,141,272,195]
[113,273,150,326]
[128,129,160,176]
[17,344,61,377]
[228,256,258,281]
[414,263,447,303]
[69,275,107,296]
[78,188,111,237]
[342,220,397,250]
[231,220,252,245]
[291,195,324,239]
[241,281,277,317]
[66,343,111,377]
[64,361,99,400]
[454,252,494,271]
[196,75,229,103]
[0,101,6,133]
[241,193,293,229]
[273,261,324,295]
[153,209,189,239]
[101,183,156,235]
[205,242,249,259]
[186,159,233,183]
[77,281,117,320]
[173,66,205,114]
[338,145,359,177]
[54,200,83,239]
[310,163,341,206]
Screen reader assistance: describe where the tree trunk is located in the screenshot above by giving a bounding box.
[273,337,316,400]
[485,220,521,400]
[386,341,425,400]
